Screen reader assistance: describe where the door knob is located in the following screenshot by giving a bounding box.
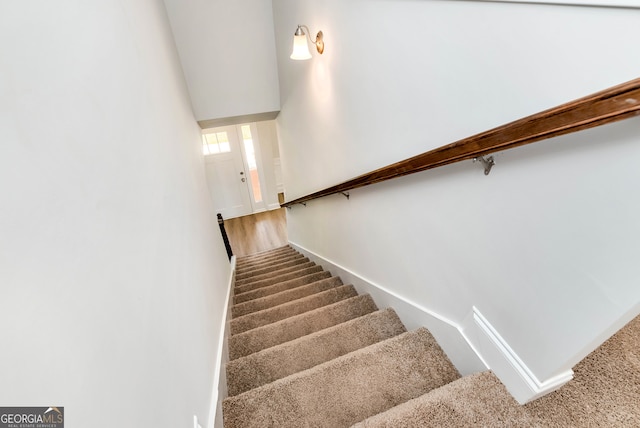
[241,178,246,182]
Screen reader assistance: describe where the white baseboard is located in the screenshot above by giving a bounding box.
[210,256,236,428]
[289,242,574,404]
[268,203,282,210]
[289,242,487,376]
[217,241,573,406]
[472,306,573,404]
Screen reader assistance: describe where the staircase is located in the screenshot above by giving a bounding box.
[222,245,461,427]
[222,246,640,427]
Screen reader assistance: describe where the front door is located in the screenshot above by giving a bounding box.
[203,125,253,219]
[203,123,268,218]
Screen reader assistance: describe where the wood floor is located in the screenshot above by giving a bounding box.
[224,209,288,257]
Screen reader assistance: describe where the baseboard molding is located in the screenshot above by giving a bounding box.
[289,242,574,404]
[210,256,236,428]
[267,203,281,210]
[289,242,487,376]
[472,306,573,404]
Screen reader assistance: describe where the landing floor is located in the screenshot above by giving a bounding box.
[224,208,288,257]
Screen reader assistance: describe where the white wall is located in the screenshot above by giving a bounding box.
[163,0,280,122]
[273,0,640,400]
[0,1,231,427]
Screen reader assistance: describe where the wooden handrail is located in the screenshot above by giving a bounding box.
[282,77,640,208]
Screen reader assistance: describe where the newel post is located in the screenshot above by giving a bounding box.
[217,213,233,261]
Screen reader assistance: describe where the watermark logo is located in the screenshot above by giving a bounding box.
[0,407,64,428]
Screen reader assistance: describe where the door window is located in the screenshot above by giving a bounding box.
[202,131,231,155]
[240,125,263,204]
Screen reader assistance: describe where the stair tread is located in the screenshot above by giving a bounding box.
[230,285,358,335]
[223,328,461,428]
[351,372,510,427]
[236,245,292,261]
[228,294,378,360]
[236,252,302,274]
[235,260,315,287]
[236,253,309,280]
[234,271,333,304]
[226,308,407,396]
[236,254,298,270]
[232,276,343,318]
[236,262,319,292]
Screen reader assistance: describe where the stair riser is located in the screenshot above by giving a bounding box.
[223,329,461,428]
[236,252,297,271]
[236,246,293,264]
[228,294,378,360]
[236,253,302,274]
[231,277,343,318]
[226,308,407,396]
[230,285,358,335]
[235,260,315,287]
[234,271,332,305]
[236,254,307,279]
[235,264,322,294]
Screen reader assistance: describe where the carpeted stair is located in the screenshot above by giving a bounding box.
[223,246,640,427]
[223,246,460,427]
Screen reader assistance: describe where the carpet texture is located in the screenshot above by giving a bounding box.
[354,314,640,427]
[228,293,379,360]
[231,277,344,318]
[235,253,306,279]
[223,246,640,427]
[234,271,333,304]
[226,308,407,396]
[230,285,359,335]
[235,261,317,289]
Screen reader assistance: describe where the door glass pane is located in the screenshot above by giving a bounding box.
[216,132,230,152]
[202,133,218,155]
[202,131,231,155]
[240,125,262,203]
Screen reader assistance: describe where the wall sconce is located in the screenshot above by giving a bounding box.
[290,25,324,60]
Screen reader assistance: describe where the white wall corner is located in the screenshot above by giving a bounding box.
[472,306,573,404]
[289,242,487,376]
[210,256,236,428]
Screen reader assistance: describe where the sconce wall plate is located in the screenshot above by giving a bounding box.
[315,31,324,54]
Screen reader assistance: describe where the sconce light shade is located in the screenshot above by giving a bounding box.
[290,30,312,60]
[290,25,324,60]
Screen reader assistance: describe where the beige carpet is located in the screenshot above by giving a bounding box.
[223,246,640,427]
[355,313,640,427]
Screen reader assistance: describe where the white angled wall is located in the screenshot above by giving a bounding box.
[0,1,230,427]
[273,0,640,398]
[163,0,281,122]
